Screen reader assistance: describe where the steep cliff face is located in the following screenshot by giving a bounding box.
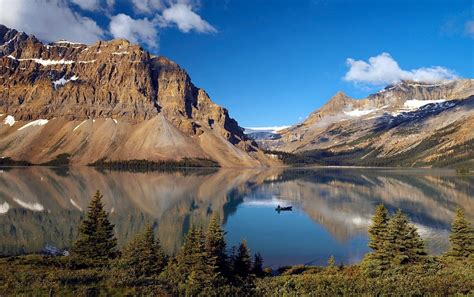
[0,25,270,167]
[260,79,474,167]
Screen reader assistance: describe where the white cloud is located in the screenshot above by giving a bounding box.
[160,3,217,33]
[109,13,159,49]
[71,0,100,11]
[0,0,105,44]
[465,20,474,38]
[106,0,115,9]
[0,0,215,51]
[344,52,457,85]
[132,0,165,14]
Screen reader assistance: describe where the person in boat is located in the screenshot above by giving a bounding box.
[276,205,292,211]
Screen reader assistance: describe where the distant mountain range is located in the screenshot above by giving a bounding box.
[0,24,274,167]
[1,24,472,168]
[252,79,474,168]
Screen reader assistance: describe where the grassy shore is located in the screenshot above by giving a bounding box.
[0,254,472,296]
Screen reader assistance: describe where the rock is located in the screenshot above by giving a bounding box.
[262,79,474,167]
[0,24,274,167]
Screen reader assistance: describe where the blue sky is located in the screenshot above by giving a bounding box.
[0,0,472,127]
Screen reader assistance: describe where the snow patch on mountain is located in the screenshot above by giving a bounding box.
[403,99,447,110]
[7,55,74,66]
[3,115,15,126]
[70,199,82,211]
[18,119,49,130]
[73,120,88,131]
[13,198,44,211]
[344,109,377,117]
[78,60,96,64]
[53,75,78,89]
[0,202,9,214]
[55,40,83,45]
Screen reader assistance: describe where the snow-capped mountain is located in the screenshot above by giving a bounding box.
[244,126,289,141]
[259,79,474,167]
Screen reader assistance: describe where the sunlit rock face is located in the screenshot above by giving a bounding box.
[0,167,472,259]
[0,24,271,167]
[261,80,474,167]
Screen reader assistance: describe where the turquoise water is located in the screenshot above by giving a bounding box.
[225,204,368,267]
[0,167,472,267]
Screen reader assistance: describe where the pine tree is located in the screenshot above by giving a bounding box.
[384,209,426,266]
[73,190,117,263]
[446,208,474,258]
[361,204,390,275]
[232,240,252,279]
[252,253,264,277]
[405,223,427,261]
[368,204,389,253]
[328,255,335,268]
[187,227,207,271]
[114,224,167,284]
[145,225,167,272]
[171,225,220,295]
[205,213,227,276]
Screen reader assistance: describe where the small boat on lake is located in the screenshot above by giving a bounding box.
[276,205,292,212]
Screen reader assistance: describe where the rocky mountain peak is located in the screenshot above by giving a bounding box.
[317,91,353,114]
[0,24,269,166]
[311,79,473,120]
[273,77,473,153]
[369,79,473,106]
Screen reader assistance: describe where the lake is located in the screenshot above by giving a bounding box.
[0,166,472,268]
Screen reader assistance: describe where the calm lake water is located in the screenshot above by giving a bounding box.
[0,167,472,267]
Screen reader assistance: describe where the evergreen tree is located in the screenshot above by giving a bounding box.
[167,225,222,295]
[178,226,201,276]
[327,255,335,269]
[205,213,227,276]
[142,224,167,274]
[405,223,427,261]
[325,255,338,274]
[232,240,252,279]
[446,208,474,258]
[186,227,208,272]
[384,209,426,266]
[73,190,117,263]
[252,253,264,277]
[368,204,389,253]
[114,224,167,284]
[361,204,390,275]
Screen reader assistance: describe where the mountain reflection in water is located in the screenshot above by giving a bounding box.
[0,167,472,267]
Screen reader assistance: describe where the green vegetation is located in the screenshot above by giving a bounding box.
[0,193,473,296]
[361,208,427,275]
[89,157,220,171]
[72,190,118,264]
[446,208,474,258]
[0,154,71,167]
[456,167,471,175]
[40,153,71,166]
[113,224,167,286]
[263,150,319,165]
[0,157,32,166]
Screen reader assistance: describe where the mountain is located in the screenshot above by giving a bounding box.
[0,25,274,167]
[244,126,289,141]
[261,79,474,167]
